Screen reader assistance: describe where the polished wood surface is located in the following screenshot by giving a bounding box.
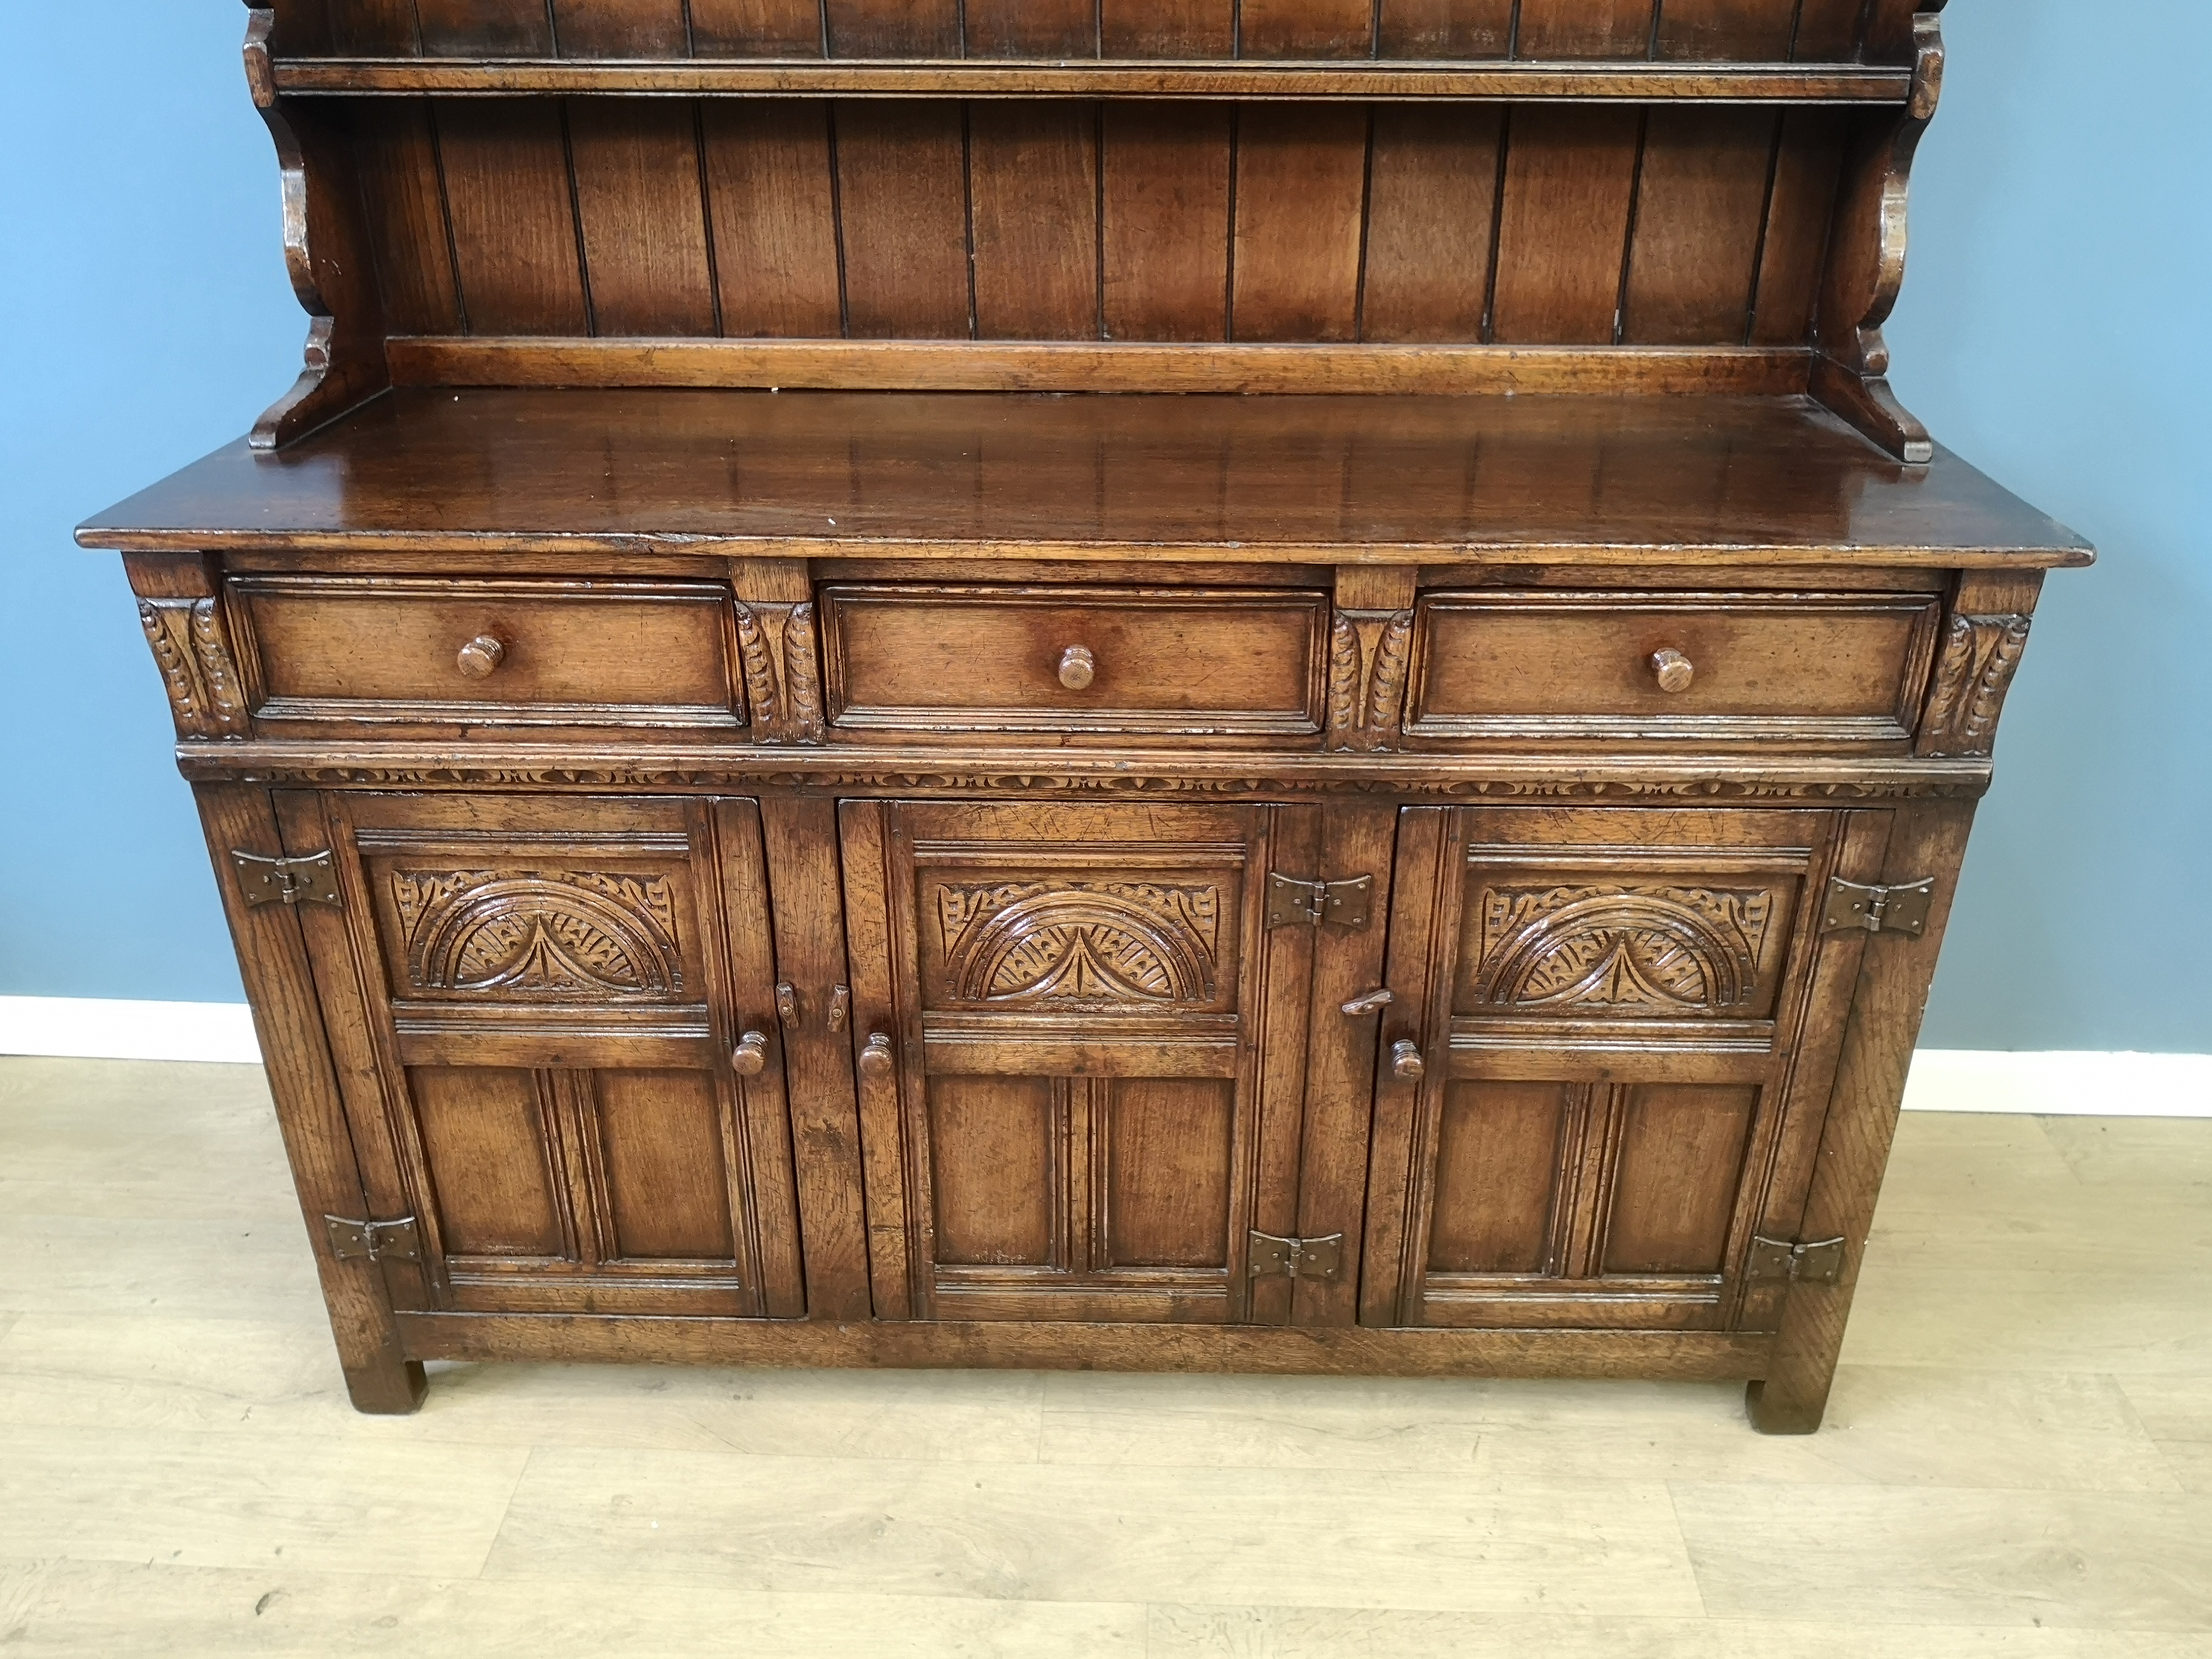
[81,388,2090,565]
[78,0,2083,1431]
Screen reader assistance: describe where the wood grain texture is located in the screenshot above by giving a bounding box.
[551,0,690,56]
[1513,0,1657,59]
[969,104,1101,341]
[832,101,971,339]
[565,99,717,337]
[1240,0,1374,58]
[701,101,843,337]
[1621,107,1774,346]
[350,101,460,336]
[1099,0,1235,56]
[431,98,589,335]
[967,0,1096,56]
[412,0,554,55]
[689,0,826,55]
[1654,0,1798,60]
[1101,104,1232,342]
[1361,106,1505,343]
[1377,0,1515,58]
[824,0,959,56]
[1488,107,1644,344]
[1230,106,1370,342]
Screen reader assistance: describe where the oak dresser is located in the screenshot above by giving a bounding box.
[80,0,2088,1430]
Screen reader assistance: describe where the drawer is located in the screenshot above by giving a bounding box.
[232,575,742,729]
[1405,591,1943,746]
[820,585,1330,737]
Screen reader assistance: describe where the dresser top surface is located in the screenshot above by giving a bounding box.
[79,388,2091,568]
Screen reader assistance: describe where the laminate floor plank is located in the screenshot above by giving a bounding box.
[0,1558,1144,1658]
[481,1446,1706,1613]
[4,1058,2212,1652]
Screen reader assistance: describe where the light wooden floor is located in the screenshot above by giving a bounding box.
[1,1058,2207,1657]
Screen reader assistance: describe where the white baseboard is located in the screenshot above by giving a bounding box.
[0,997,263,1065]
[2,997,2207,1116]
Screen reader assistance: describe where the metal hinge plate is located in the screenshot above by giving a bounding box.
[232,849,343,908]
[324,1214,422,1264]
[1822,876,1934,937]
[1248,1231,1344,1281]
[1265,873,1372,930]
[1746,1235,1846,1285]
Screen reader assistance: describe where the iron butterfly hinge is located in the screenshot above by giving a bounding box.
[1821,876,1935,937]
[1248,1232,1345,1282]
[324,1215,423,1264]
[1746,1235,1847,1285]
[231,849,343,908]
[1265,873,1373,930]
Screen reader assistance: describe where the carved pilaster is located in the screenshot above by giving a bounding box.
[734,599,826,745]
[138,597,249,739]
[1324,609,1414,753]
[1916,612,2031,758]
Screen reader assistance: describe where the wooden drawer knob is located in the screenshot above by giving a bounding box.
[456,634,506,679]
[1056,645,1096,691]
[1651,647,1695,694]
[730,1031,768,1076]
[857,1032,896,1079]
[1390,1039,1425,1082]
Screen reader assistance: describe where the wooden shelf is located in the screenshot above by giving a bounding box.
[269,56,1913,104]
[79,389,2091,568]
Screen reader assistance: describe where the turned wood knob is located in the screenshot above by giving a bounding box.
[857,1032,895,1079]
[1056,645,1096,691]
[456,634,506,679]
[730,1031,768,1076]
[1650,647,1694,694]
[1390,1039,1426,1081]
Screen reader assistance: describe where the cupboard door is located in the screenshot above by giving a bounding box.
[839,801,1324,1324]
[276,791,803,1318]
[1361,805,1890,1332]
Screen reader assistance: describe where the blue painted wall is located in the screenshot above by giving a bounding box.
[2,2,2204,1048]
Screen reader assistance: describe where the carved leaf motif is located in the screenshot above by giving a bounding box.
[937,880,1221,1007]
[1325,617,1363,739]
[139,600,207,737]
[1363,609,1415,740]
[190,599,249,734]
[732,601,781,734]
[392,869,684,999]
[782,602,824,743]
[1474,884,1774,1014]
[1920,613,2032,757]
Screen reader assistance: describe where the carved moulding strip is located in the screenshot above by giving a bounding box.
[938,881,1222,1007]
[391,868,685,999]
[1473,885,1775,1015]
[1324,609,1415,753]
[733,600,826,745]
[1916,612,2031,758]
[138,598,249,739]
[179,745,1997,801]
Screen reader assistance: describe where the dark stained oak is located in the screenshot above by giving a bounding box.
[79,0,2082,1430]
[81,388,2091,567]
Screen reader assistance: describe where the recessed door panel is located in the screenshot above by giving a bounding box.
[840,799,1322,1324]
[280,790,805,1319]
[1364,805,1892,1333]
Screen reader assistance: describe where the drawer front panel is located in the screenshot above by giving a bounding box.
[1406,591,1942,745]
[822,585,1329,736]
[235,575,741,728]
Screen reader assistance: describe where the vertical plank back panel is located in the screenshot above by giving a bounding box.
[834,102,971,338]
[352,102,462,335]
[432,99,592,335]
[1100,0,1236,56]
[970,104,1102,341]
[1512,0,1657,59]
[691,0,828,56]
[414,0,554,55]
[1376,0,1513,58]
[1361,106,1504,343]
[1231,106,1370,343]
[1749,108,1848,344]
[1489,106,1642,344]
[568,99,719,335]
[967,0,1098,56]
[1860,0,1923,64]
[1653,0,1797,60]
[1792,0,1867,59]
[552,0,692,56]
[1621,107,1774,344]
[702,102,844,337]
[825,0,960,56]
[1240,0,1375,58]
[1101,104,1232,342]
[327,0,422,53]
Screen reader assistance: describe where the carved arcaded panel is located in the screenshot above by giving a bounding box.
[391,869,685,999]
[1917,612,2031,758]
[1322,608,1414,752]
[937,880,1221,1007]
[137,598,248,740]
[1473,885,1775,1014]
